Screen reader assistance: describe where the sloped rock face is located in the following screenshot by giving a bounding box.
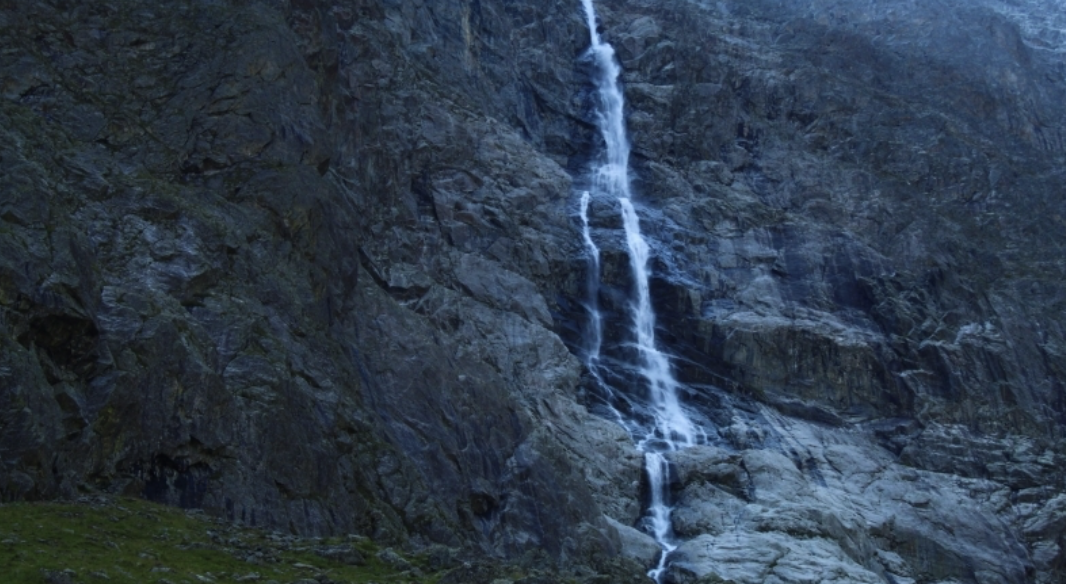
[1,0,1065,583]
[0,0,646,578]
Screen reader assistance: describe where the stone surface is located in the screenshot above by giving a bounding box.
[605,516,661,570]
[0,0,634,573]
[665,410,1039,583]
[0,0,1064,582]
[565,0,1066,579]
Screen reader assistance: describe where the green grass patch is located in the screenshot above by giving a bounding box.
[0,496,441,584]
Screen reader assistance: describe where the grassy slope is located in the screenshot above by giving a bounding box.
[0,496,442,584]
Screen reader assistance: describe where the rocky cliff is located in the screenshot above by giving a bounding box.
[1,0,1064,583]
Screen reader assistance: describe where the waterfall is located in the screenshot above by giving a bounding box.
[619,199,701,450]
[644,452,677,583]
[579,191,604,381]
[581,190,627,427]
[578,1,702,582]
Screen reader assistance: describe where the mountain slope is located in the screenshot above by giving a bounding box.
[1,0,1064,582]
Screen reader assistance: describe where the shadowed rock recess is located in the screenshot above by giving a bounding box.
[0,0,1064,582]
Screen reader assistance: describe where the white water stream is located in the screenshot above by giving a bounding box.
[579,192,604,383]
[579,1,703,581]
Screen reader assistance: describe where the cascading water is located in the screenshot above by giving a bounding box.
[579,192,604,385]
[578,1,703,581]
[580,190,627,427]
[619,199,702,450]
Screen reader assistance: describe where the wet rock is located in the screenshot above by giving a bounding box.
[668,532,882,584]
[1,0,1065,582]
[604,516,660,569]
[668,445,749,501]
[666,413,1036,584]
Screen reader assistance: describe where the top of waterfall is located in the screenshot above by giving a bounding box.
[581,0,602,47]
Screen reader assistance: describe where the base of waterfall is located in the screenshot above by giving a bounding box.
[598,415,1043,584]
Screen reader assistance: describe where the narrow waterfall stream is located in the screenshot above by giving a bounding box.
[578,1,704,581]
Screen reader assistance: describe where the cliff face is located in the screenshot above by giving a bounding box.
[1,0,1064,583]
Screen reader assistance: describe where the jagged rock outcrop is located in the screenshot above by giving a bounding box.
[1,0,1064,583]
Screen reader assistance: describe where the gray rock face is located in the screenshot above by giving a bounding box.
[0,0,639,574]
[569,0,1066,580]
[0,0,1064,582]
[595,0,1066,580]
[605,515,661,570]
[665,413,1039,584]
